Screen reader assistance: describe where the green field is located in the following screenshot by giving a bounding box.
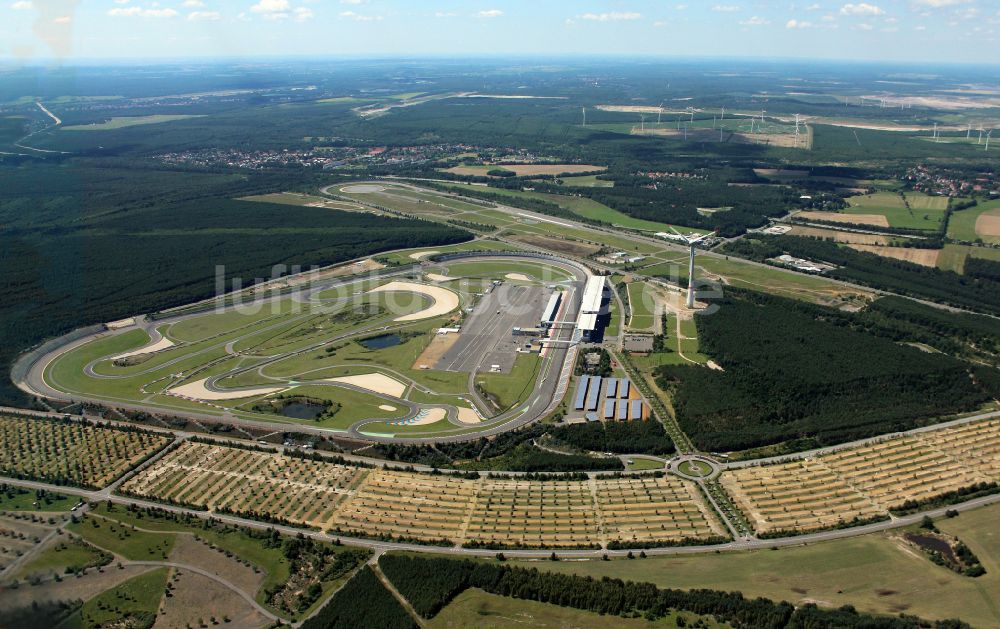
[554,174,614,187]
[843,191,948,231]
[947,200,1000,243]
[0,487,77,512]
[937,243,1000,273]
[626,282,658,331]
[19,537,110,579]
[525,502,1000,627]
[443,259,573,282]
[76,567,169,628]
[430,587,722,628]
[69,513,176,561]
[62,115,203,131]
[476,353,542,412]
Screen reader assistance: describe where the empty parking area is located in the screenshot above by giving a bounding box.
[721,417,1000,535]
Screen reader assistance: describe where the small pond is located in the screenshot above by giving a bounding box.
[280,402,328,420]
[359,333,402,350]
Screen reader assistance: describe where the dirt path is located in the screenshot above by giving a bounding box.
[370,557,426,627]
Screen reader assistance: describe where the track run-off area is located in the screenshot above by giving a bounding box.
[6,179,1000,557]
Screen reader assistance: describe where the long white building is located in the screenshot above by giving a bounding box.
[577,275,606,340]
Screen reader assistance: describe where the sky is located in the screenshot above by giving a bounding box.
[2,0,997,64]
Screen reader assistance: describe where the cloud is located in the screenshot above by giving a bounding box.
[741,15,769,25]
[786,19,814,28]
[580,11,641,21]
[435,11,457,17]
[855,22,874,29]
[10,0,32,9]
[340,0,365,3]
[293,6,313,20]
[188,10,221,20]
[182,0,204,7]
[806,3,821,9]
[108,6,179,17]
[711,5,741,12]
[477,9,503,18]
[911,0,968,6]
[250,0,288,13]
[840,3,884,15]
[339,10,380,21]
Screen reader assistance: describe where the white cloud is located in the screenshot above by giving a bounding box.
[293,6,313,20]
[786,19,814,28]
[53,14,70,23]
[911,0,968,6]
[840,3,884,15]
[188,10,221,20]
[653,20,667,27]
[914,24,927,29]
[340,0,365,3]
[339,10,380,21]
[855,21,874,29]
[10,0,32,9]
[182,0,204,7]
[435,11,457,17]
[806,3,821,10]
[580,11,641,21]
[109,6,178,17]
[250,0,288,13]
[711,4,741,11]
[741,15,769,25]
[477,9,503,18]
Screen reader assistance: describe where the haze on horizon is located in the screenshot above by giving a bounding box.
[2,0,998,65]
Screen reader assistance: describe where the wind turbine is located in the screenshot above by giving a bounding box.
[657,100,665,125]
[978,125,984,144]
[794,114,801,146]
[581,107,586,127]
[669,227,716,309]
[966,122,971,139]
[640,114,646,132]
[986,130,993,152]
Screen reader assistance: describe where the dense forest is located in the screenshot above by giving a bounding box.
[549,419,675,456]
[0,162,470,404]
[655,289,1000,452]
[377,554,968,628]
[724,235,1000,316]
[300,565,416,629]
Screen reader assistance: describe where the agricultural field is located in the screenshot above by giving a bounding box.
[947,200,1000,243]
[842,191,949,231]
[530,501,1000,628]
[442,163,605,177]
[936,242,1000,273]
[0,415,170,488]
[122,442,726,548]
[721,417,1000,535]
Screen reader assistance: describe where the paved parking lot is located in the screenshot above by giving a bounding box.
[437,283,550,373]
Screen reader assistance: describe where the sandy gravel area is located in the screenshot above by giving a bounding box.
[369,281,460,322]
[848,245,940,267]
[327,372,407,398]
[456,407,482,424]
[170,378,283,401]
[797,211,890,228]
[379,404,398,411]
[401,407,447,425]
[505,273,532,281]
[413,332,460,370]
[158,569,269,629]
[106,317,137,330]
[408,250,440,260]
[425,273,453,282]
[976,211,1000,238]
[111,335,175,360]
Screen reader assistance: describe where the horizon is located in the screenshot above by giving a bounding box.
[3,0,997,64]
